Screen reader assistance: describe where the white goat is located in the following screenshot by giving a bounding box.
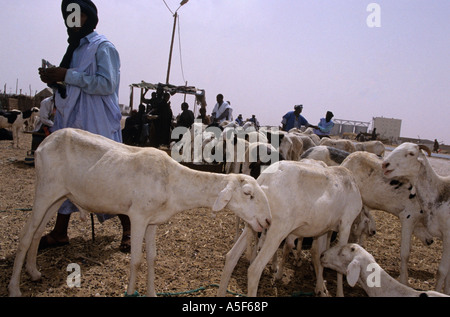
[342,151,434,285]
[321,243,449,297]
[272,206,376,282]
[300,145,350,166]
[295,127,321,145]
[354,140,386,157]
[230,141,282,242]
[218,160,363,297]
[382,143,450,294]
[319,138,356,153]
[278,133,304,161]
[8,128,272,297]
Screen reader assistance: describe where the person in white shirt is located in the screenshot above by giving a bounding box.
[35,96,55,133]
[211,94,233,124]
[27,95,56,157]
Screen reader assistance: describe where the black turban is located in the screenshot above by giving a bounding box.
[60,0,99,69]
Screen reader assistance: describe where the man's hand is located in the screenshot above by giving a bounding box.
[39,67,68,84]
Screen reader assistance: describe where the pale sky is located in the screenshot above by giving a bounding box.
[1,0,449,144]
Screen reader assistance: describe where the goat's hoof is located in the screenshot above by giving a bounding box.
[29,271,42,281]
[315,287,329,297]
[26,266,42,281]
[274,271,283,281]
[8,286,22,297]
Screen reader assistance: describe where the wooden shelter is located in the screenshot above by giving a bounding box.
[129,81,206,116]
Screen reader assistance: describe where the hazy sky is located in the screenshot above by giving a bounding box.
[1,0,449,143]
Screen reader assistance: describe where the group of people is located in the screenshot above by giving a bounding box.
[281,104,335,137]
[122,87,174,147]
[122,90,336,149]
[30,0,337,254]
[122,92,240,147]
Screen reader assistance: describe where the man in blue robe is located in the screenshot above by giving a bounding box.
[38,0,131,252]
[281,105,318,132]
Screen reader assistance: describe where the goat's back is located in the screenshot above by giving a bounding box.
[258,160,362,236]
[35,128,177,205]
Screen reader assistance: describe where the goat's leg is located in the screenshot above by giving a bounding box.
[335,226,352,297]
[444,262,450,295]
[245,226,258,262]
[248,229,266,263]
[9,219,36,296]
[9,195,63,297]
[12,126,19,148]
[274,235,297,280]
[293,237,304,265]
[247,227,286,297]
[218,226,250,297]
[25,199,65,280]
[126,217,146,295]
[436,233,450,294]
[234,216,242,243]
[398,210,415,285]
[311,234,329,297]
[145,224,157,297]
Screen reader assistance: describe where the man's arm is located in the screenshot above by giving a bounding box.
[64,42,120,96]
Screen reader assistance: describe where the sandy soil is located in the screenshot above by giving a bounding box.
[0,133,449,297]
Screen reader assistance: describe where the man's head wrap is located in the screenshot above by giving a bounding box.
[60,0,99,69]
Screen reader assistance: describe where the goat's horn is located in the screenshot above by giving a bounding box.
[418,144,431,157]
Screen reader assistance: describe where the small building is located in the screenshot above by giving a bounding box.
[372,117,402,143]
[331,119,371,137]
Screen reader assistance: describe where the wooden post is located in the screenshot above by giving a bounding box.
[166,12,178,85]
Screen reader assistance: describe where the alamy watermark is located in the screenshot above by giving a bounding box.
[65,3,82,28]
[366,263,381,287]
[366,3,381,28]
[67,263,81,288]
[66,3,381,30]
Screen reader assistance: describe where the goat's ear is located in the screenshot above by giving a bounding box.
[346,259,360,287]
[242,183,254,196]
[212,182,234,212]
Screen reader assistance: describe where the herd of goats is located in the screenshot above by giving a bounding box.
[4,119,450,297]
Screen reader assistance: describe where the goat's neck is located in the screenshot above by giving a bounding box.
[169,166,232,211]
[358,258,418,297]
[414,156,442,211]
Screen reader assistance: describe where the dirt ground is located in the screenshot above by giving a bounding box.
[0,132,448,297]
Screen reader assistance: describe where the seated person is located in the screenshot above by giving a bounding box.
[176,102,195,128]
[25,95,56,165]
[314,111,335,138]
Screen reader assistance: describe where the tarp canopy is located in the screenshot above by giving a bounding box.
[130,81,205,98]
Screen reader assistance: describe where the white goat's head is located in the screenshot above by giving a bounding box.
[320,243,374,287]
[212,175,271,232]
[382,143,431,180]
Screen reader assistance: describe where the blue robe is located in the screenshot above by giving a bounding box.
[53,32,122,220]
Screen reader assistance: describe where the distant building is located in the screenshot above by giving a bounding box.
[331,119,371,137]
[372,117,402,143]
